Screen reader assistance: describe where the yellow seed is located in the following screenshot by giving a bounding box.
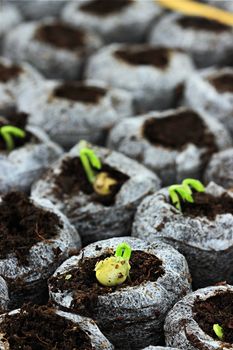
[93,172,117,196]
[95,256,130,287]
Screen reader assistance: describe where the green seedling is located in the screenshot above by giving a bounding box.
[0,125,26,151]
[95,242,132,287]
[169,178,205,211]
[213,323,224,340]
[79,141,117,196]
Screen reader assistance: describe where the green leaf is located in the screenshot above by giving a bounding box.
[182,178,205,193]
[213,323,224,340]
[115,243,132,261]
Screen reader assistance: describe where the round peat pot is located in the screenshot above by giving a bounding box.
[18,79,134,149]
[0,56,43,114]
[184,67,233,138]
[0,4,21,51]
[49,237,191,349]
[3,18,102,80]
[0,277,9,313]
[32,143,160,245]
[0,111,62,194]
[62,0,162,43]
[149,13,233,67]
[0,304,113,350]
[108,107,232,186]
[165,285,233,350]
[0,191,81,309]
[133,182,233,289]
[86,44,194,113]
[204,148,233,190]
[11,0,66,20]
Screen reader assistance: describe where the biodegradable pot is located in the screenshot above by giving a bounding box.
[149,13,233,67]
[86,44,194,113]
[108,107,232,186]
[165,285,233,349]
[32,142,161,245]
[18,79,134,149]
[0,305,113,350]
[0,56,43,114]
[184,67,233,138]
[0,277,9,313]
[49,237,191,349]
[0,4,22,51]
[0,111,62,194]
[204,148,233,189]
[4,18,102,80]
[11,0,67,19]
[133,182,233,289]
[62,0,163,43]
[0,191,81,310]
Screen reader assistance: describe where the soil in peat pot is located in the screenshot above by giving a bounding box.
[80,0,132,16]
[53,83,107,104]
[34,22,86,50]
[50,250,164,316]
[54,157,129,206]
[0,191,63,265]
[1,304,93,350]
[178,16,230,32]
[209,72,233,93]
[193,292,233,344]
[114,47,170,69]
[0,62,22,83]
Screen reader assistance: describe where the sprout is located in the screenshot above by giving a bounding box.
[79,141,117,196]
[169,178,205,211]
[95,242,132,287]
[0,125,26,151]
[213,323,224,340]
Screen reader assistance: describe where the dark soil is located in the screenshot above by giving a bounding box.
[0,62,22,82]
[0,191,63,265]
[80,0,132,16]
[53,83,106,104]
[178,16,230,32]
[50,250,165,316]
[54,157,129,206]
[1,304,93,350]
[115,46,170,69]
[35,22,86,50]
[143,110,217,152]
[180,192,233,220]
[209,72,233,93]
[193,292,233,344]
[0,111,34,151]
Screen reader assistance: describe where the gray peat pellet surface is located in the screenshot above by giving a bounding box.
[0,125,63,194]
[0,4,22,47]
[49,237,191,349]
[3,17,102,80]
[149,12,233,67]
[62,0,163,43]
[184,67,233,138]
[18,79,134,149]
[0,277,9,312]
[32,143,161,245]
[108,107,232,186]
[86,43,194,112]
[164,285,233,350]
[142,347,180,350]
[133,182,233,289]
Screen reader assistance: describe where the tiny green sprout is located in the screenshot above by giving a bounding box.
[0,125,26,151]
[213,323,224,340]
[65,274,72,280]
[182,178,205,193]
[95,242,132,287]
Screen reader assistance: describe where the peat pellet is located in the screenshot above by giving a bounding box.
[108,107,232,185]
[62,0,162,43]
[0,4,22,51]
[149,13,233,68]
[165,285,233,349]
[204,148,233,189]
[0,304,113,350]
[86,44,194,112]
[184,67,233,138]
[31,142,160,245]
[133,182,233,289]
[18,79,134,149]
[0,191,81,309]
[0,111,62,194]
[49,237,191,349]
[0,277,9,313]
[3,18,102,80]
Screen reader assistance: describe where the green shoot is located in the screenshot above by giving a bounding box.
[213,324,224,340]
[115,242,132,261]
[182,178,205,193]
[0,125,26,151]
[79,146,101,184]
